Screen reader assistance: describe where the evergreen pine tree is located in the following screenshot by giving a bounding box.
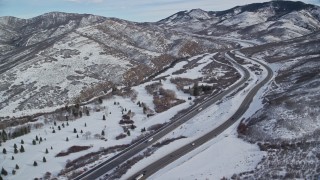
[101,130,105,136]
[40,137,43,142]
[66,137,69,142]
[1,130,7,142]
[62,123,65,128]
[103,115,106,120]
[32,139,36,145]
[2,148,6,154]
[52,129,56,133]
[54,121,56,126]
[80,130,83,133]
[127,131,130,136]
[74,128,77,133]
[11,156,14,160]
[66,122,69,126]
[20,145,25,153]
[84,123,87,127]
[43,157,46,162]
[76,134,79,138]
[35,136,39,141]
[1,167,7,176]
[12,169,16,175]
[193,82,200,96]
[45,148,49,154]
[13,143,17,149]
[0,175,3,180]
[141,127,146,132]
[33,161,37,166]
[50,146,53,150]
[21,139,24,144]
[14,148,18,154]
[15,164,19,169]
[58,126,61,130]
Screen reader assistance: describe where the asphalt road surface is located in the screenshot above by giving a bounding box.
[128,51,273,180]
[74,52,251,180]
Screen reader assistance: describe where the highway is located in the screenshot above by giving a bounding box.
[128,51,273,180]
[74,52,251,180]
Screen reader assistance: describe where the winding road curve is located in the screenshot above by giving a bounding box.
[74,52,252,180]
[128,51,273,180]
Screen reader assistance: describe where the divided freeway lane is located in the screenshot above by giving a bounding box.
[129,51,273,180]
[74,52,250,180]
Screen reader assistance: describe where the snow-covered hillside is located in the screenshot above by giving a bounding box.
[0,12,236,117]
[157,1,320,43]
[1,1,319,117]
[234,31,320,178]
[0,1,320,179]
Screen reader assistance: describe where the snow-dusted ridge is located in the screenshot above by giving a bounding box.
[0,1,319,179]
[157,1,320,42]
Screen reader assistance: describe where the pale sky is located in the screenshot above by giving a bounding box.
[0,0,319,22]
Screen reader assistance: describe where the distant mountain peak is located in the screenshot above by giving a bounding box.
[158,1,318,24]
[187,8,211,20]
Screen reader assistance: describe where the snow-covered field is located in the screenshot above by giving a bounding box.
[0,47,278,180]
[119,52,272,180]
[0,52,241,179]
[151,124,265,180]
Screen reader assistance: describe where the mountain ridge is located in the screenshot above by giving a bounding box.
[158,1,318,23]
[156,1,320,43]
[0,0,319,117]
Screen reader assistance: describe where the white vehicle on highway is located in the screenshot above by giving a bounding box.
[135,174,144,180]
[145,137,153,143]
[198,107,202,111]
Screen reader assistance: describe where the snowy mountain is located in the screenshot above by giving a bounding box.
[234,31,320,179]
[0,12,106,52]
[157,1,320,42]
[1,1,319,118]
[0,12,236,117]
[0,1,320,180]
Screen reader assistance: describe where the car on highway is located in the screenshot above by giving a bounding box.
[191,142,195,146]
[145,137,153,143]
[198,108,202,111]
[135,174,144,180]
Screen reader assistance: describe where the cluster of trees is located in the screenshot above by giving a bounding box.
[52,120,70,133]
[2,142,25,155]
[0,126,31,143]
[71,81,113,103]
[141,127,146,132]
[32,135,44,145]
[136,101,153,115]
[192,82,213,96]
[65,104,90,120]
[1,164,19,177]
[33,157,46,166]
